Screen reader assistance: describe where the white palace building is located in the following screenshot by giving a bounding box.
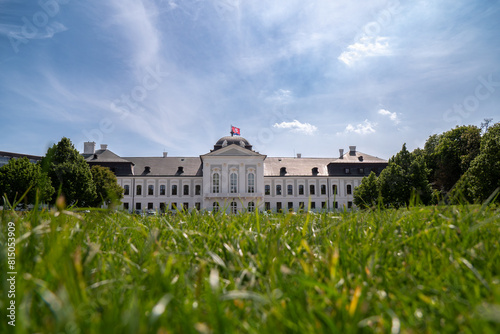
[82,134,387,213]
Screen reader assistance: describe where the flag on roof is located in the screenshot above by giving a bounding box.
[231,126,240,136]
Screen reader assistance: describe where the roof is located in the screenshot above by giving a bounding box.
[123,157,203,176]
[213,136,253,151]
[82,149,132,164]
[264,157,333,176]
[331,151,386,163]
[0,151,42,161]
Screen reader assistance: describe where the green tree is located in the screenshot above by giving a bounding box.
[353,171,379,209]
[0,157,54,206]
[41,137,96,207]
[456,122,500,203]
[431,125,481,192]
[90,165,124,207]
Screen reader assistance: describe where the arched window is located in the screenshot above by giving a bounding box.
[321,184,326,195]
[265,185,270,195]
[248,173,255,193]
[276,184,282,195]
[136,185,142,195]
[183,185,189,196]
[347,184,352,195]
[287,184,293,195]
[212,173,220,193]
[230,172,238,193]
[248,201,255,212]
[299,185,304,195]
[160,185,166,196]
[309,184,315,195]
[230,201,237,214]
[332,185,338,195]
[195,185,201,195]
[171,184,177,196]
[124,185,130,195]
[213,202,219,213]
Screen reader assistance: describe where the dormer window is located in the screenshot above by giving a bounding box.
[280,167,287,176]
[144,166,151,173]
[176,166,184,175]
[312,167,319,176]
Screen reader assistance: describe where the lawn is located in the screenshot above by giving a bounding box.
[1,204,499,333]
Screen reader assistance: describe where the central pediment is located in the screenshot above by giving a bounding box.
[201,144,266,158]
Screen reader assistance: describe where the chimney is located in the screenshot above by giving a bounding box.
[100,144,108,150]
[349,146,356,156]
[296,153,302,159]
[339,149,344,159]
[163,152,168,158]
[84,142,96,154]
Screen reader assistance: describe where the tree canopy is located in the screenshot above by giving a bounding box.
[90,165,124,207]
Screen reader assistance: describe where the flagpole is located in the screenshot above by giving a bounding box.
[230,125,234,136]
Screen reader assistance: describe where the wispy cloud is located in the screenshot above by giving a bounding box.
[339,120,376,135]
[338,36,391,66]
[273,120,317,135]
[378,108,400,124]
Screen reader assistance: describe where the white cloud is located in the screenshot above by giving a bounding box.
[338,36,390,66]
[340,120,376,135]
[378,108,400,124]
[273,120,317,135]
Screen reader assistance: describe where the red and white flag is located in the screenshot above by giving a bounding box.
[231,126,240,135]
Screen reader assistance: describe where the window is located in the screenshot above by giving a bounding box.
[123,202,129,210]
[309,184,315,195]
[299,185,304,195]
[299,202,305,210]
[213,202,219,213]
[288,202,293,211]
[345,168,350,174]
[183,185,189,196]
[160,203,166,212]
[359,168,364,174]
[310,202,316,209]
[136,202,141,210]
[148,202,153,210]
[212,173,220,193]
[248,201,255,212]
[195,185,201,195]
[230,201,237,214]
[321,184,326,195]
[183,203,188,211]
[276,185,282,195]
[195,202,200,210]
[124,185,130,195]
[347,185,352,195]
[265,202,271,211]
[332,185,338,195]
[321,201,326,209]
[334,201,338,209]
[248,173,255,193]
[276,202,282,212]
[148,185,154,196]
[171,185,177,196]
[265,185,270,195]
[230,172,238,193]
[171,202,177,210]
[160,185,166,196]
[348,201,353,208]
[312,167,319,176]
[287,184,293,195]
[136,185,142,196]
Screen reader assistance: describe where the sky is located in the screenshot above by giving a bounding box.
[1,0,499,160]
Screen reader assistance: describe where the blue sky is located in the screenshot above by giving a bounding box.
[1,0,499,159]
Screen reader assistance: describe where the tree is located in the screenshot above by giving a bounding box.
[431,125,481,192]
[41,137,96,207]
[0,157,54,206]
[90,165,124,207]
[454,122,500,203]
[353,171,379,209]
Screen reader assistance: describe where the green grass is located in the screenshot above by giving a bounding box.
[1,205,499,333]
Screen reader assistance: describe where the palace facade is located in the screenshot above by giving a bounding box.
[82,135,387,213]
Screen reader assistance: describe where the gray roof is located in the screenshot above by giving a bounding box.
[264,157,333,176]
[331,151,386,163]
[82,149,131,163]
[123,157,203,176]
